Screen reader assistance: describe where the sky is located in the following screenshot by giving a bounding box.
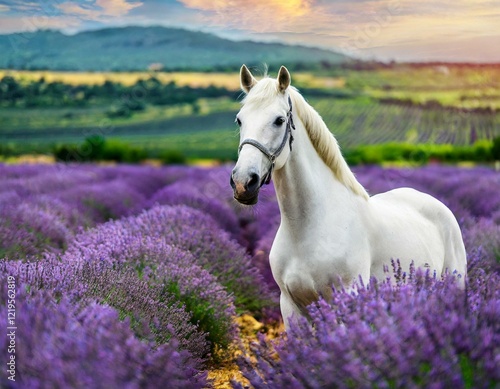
[0,0,499,62]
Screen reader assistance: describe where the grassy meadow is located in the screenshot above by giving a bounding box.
[1,64,499,163]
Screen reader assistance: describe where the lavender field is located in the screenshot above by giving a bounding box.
[1,163,499,388]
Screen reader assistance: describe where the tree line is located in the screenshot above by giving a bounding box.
[0,75,237,109]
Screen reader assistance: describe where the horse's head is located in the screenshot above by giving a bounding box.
[230,65,295,205]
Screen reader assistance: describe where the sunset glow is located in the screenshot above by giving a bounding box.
[0,0,498,62]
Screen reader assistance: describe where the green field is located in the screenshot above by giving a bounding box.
[1,65,499,162]
[312,98,499,147]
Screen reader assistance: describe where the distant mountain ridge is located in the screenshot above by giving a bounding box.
[0,26,347,71]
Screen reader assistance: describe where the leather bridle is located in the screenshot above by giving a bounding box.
[238,96,296,186]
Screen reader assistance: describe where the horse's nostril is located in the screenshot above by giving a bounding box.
[230,175,236,190]
[246,173,260,192]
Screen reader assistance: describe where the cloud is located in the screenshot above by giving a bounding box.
[0,0,144,33]
[57,0,143,19]
[0,14,82,33]
[360,33,500,62]
[95,0,142,16]
[178,0,320,32]
[180,0,312,15]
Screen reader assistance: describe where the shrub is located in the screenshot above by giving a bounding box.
[64,226,237,353]
[59,179,146,223]
[149,181,240,237]
[463,218,500,264]
[69,205,266,311]
[0,280,207,388]
[54,137,148,163]
[159,149,187,164]
[106,100,145,118]
[237,266,500,388]
[344,142,496,165]
[492,136,500,160]
[353,165,500,221]
[0,201,71,258]
[73,262,210,360]
[1,258,210,360]
[119,205,274,314]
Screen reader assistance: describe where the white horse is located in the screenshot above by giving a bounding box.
[230,65,467,329]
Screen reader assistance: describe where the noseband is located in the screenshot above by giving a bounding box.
[238,96,296,186]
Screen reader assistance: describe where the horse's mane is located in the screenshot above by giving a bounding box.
[290,88,369,199]
[243,78,369,200]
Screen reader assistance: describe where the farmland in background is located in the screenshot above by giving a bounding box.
[0,64,499,163]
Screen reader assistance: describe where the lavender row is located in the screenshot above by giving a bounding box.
[235,164,500,388]
[236,257,500,388]
[0,162,499,388]
[0,271,207,389]
[0,163,269,387]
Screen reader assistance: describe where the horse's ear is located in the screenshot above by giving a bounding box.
[240,64,257,93]
[277,66,291,93]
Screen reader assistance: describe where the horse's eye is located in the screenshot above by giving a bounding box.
[235,117,242,126]
[274,117,285,126]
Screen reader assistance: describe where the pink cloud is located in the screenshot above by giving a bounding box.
[0,14,81,33]
[57,0,143,20]
[178,0,320,32]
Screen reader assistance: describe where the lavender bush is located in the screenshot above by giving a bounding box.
[63,222,238,352]
[354,165,500,222]
[0,259,209,361]
[67,204,273,314]
[149,181,240,239]
[236,261,500,388]
[0,279,207,388]
[58,180,147,223]
[0,164,174,257]
[0,201,71,258]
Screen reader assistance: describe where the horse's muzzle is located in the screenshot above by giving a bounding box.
[230,171,261,205]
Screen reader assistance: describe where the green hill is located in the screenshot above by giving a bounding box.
[1,26,347,71]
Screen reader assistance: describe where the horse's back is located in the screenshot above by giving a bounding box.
[368,187,466,283]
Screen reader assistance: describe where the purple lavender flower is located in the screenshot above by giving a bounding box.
[463,218,500,264]
[58,179,147,223]
[1,162,498,389]
[237,265,500,389]
[0,280,207,388]
[149,181,240,238]
[353,165,500,221]
[98,164,173,198]
[69,204,273,314]
[0,259,210,360]
[0,202,71,258]
[63,224,238,351]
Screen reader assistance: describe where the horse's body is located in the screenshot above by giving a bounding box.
[231,65,467,329]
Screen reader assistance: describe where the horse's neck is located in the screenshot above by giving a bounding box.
[273,119,359,234]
